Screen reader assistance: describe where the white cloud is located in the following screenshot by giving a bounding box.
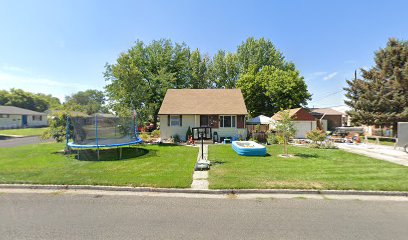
[0,66,93,102]
[304,71,327,81]
[323,72,338,81]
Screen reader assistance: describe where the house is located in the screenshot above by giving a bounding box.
[0,106,48,129]
[270,108,317,138]
[158,89,248,142]
[310,108,348,131]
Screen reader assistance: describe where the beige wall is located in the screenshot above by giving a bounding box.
[0,114,22,129]
[159,114,247,141]
[0,114,48,129]
[270,120,317,138]
[27,115,48,127]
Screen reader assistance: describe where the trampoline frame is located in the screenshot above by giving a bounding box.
[65,113,142,160]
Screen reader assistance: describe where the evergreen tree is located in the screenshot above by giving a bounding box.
[345,38,408,132]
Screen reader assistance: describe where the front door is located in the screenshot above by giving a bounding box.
[22,115,27,126]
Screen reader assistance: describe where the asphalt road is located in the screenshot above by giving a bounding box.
[1,193,407,240]
[0,136,52,148]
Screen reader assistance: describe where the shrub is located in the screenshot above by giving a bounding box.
[267,133,279,144]
[42,111,71,142]
[185,126,192,141]
[139,133,151,142]
[151,129,160,138]
[306,129,326,145]
[173,134,181,142]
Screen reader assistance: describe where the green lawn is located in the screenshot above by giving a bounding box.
[0,143,197,188]
[0,127,48,137]
[209,145,408,191]
[367,138,395,146]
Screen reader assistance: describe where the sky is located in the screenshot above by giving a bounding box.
[1,0,408,110]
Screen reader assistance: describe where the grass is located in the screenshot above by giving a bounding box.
[0,127,48,137]
[366,138,395,146]
[209,145,408,191]
[0,143,198,188]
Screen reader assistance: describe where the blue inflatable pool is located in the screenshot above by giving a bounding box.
[232,141,267,156]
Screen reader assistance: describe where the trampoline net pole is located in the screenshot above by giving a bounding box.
[95,114,100,161]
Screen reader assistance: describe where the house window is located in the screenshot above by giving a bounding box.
[0,114,9,118]
[200,115,219,128]
[170,115,181,126]
[32,115,42,121]
[200,115,208,127]
[220,115,236,128]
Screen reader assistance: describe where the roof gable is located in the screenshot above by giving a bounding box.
[158,89,248,115]
[310,108,344,116]
[272,108,315,121]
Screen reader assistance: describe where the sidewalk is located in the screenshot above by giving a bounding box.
[337,143,408,167]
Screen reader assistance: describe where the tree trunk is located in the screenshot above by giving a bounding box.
[153,112,159,130]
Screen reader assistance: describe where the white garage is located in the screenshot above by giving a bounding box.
[270,108,318,139]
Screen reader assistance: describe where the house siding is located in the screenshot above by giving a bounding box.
[159,114,247,141]
[270,120,317,138]
[0,114,48,129]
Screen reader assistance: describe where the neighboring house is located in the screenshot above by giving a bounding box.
[158,89,248,141]
[270,108,317,139]
[45,109,90,117]
[310,108,348,131]
[0,106,48,129]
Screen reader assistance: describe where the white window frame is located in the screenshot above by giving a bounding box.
[0,114,10,118]
[170,115,180,127]
[32,115,42,121]
[220,115,236,128]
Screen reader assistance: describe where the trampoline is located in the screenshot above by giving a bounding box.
[66,113,142,160]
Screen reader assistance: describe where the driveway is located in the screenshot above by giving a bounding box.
[1,193,408,240]
[0,136,53,148]
[337,143,408,166]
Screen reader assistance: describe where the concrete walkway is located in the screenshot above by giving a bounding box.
[337,143,408,167]
[191,144,209,190]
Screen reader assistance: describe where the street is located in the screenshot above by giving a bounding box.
[1,192,407,240]
[0,136,52,148]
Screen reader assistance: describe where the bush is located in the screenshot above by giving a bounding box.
[185,126,192,141]
[306,129,326,144]
[151,129,160,138]
[173,134,181,143]
[267,133,279,144]
[139,133,151,142]
[42,111,71,142]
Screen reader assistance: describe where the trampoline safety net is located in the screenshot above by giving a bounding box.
[69,114,139,148]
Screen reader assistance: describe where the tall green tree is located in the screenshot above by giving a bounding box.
[208,50,239,88]
[236,37,310,116]
[64,89,108,115]
[189,49,211,88]
[105,39,191,127]
[237,65,310,117]
[345,38,408,132]
[0,88,60,112]
[237,37,295,74]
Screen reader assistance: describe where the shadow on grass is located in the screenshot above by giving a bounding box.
[54,147,153,161]
[211,160,226,165]
[295,153,319,158]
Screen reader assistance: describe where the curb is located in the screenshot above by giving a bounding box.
[1,184,408,197]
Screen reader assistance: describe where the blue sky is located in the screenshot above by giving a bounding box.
[1,0,407,109]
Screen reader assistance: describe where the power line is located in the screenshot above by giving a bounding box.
[309,89,345,104]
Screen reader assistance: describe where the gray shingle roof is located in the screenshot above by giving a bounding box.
[0,106,47,115]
